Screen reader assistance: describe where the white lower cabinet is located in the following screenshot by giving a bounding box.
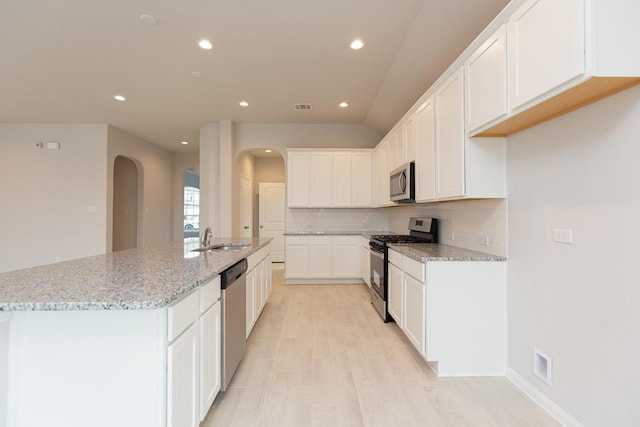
[284,236,309,278]
[168,274,222,426]
[167,322,199,427]
[309,237,333,278]
[403,274,425,356]
[199,300,221,421]
[387,261,403,326]
[360,237,371,286]
[246,266,255,338]
[285,235,361,283]
[388,249,506,377]
[332,236,360,278]
[246,244,273,338]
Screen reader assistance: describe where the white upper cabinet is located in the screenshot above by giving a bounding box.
[374,140,391,207]
[351,151,373,207]
[465,25,508,134]
[310,152,332,207]
[474,0,640,137]
[414,98,436,202]
[287,149,374,208]
[508,0,585,110]
[286,151,310,207]
[403,113,416,164]
[332,152,352,207]
[435,68,466,200]
[409,69,507,203]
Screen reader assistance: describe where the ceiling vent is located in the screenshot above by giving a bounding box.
[294,104,312,111]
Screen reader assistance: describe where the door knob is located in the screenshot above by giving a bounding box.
[244,226,250,229]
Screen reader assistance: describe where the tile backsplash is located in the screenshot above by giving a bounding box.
[285,199,507,256]
[286,208,389,233]
[387,199,507,256]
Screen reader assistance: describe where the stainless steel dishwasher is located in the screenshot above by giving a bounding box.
[220,258,248,391]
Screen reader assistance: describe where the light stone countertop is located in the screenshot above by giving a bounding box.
[0,237,272,312]
[388,243,507,262]
[284,231,393,237]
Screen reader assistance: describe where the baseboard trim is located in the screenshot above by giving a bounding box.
[506,367,583,427]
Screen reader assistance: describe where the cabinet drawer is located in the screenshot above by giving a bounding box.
[286,236,308,245]
[389,249,403,267]
[333,235,358,245]
[248,245,271,271]
[308,236,332,245]
[403,256,425,282]
[168,289,199,342]
[200,276,220,313]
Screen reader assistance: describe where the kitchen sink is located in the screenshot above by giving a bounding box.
[191,243,251,252]
[209,243,250,251]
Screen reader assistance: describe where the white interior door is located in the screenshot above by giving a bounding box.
[240,176,252,238]
[259,183,285,262]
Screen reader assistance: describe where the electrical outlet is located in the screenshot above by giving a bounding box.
[479,235,490,246]
[553,228,573,244]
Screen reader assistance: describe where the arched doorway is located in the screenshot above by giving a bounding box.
[112,156,139,251]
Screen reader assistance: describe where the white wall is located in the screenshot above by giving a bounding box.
[387,199,507,256]
[107,126,174,250]
[0,124,108,273]
[235,123,381,157]
[507,86,640,426]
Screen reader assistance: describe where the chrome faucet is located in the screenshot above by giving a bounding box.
[202,227,213,248]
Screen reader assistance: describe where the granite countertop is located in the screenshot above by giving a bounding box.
[284,230,393,237]
[0,237,272,312]
[388,243,507,262]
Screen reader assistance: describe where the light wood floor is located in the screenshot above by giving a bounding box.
[204,270,560,427]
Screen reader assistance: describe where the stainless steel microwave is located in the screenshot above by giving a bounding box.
[390,162,415,203]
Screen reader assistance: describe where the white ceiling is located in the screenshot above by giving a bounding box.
[0,0,509,153]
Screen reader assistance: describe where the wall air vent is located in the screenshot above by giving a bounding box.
[294,104,312,111]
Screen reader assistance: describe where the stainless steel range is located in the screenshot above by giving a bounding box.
[369,217,438,322]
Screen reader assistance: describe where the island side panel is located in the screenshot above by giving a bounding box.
[1,313,10,427]
[7,308,167,427]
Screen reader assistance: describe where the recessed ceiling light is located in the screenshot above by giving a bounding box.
[350,39,364,50]
[191,71,203,78]
[265,149,272,153]
[139,14,158,25]
[339,102,349,108]
[181,141,189,145]
[114,95,126,101]
[198,39,213,50]
[239,101,249,107]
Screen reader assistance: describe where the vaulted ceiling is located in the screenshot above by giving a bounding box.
[0,0,509,152]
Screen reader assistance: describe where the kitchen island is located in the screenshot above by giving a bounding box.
[0,237,272,427]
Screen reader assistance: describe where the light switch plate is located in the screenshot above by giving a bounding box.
[553,228,573,244]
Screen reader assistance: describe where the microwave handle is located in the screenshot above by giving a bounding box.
[399,170,407,193]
